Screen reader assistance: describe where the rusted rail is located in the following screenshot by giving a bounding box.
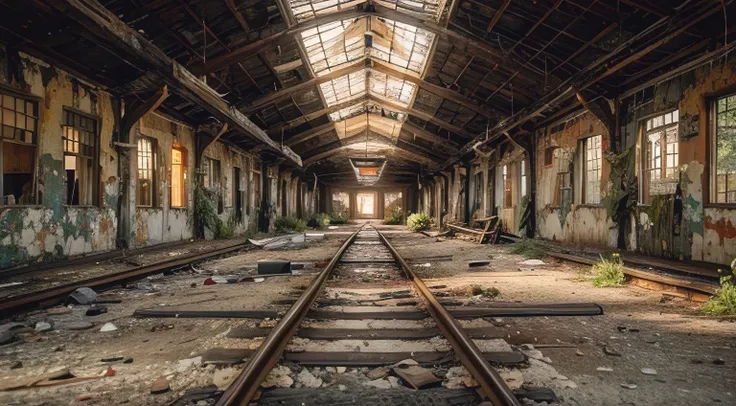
[0,242,249,318]
[376,229,522,406]
[215,227,362,406]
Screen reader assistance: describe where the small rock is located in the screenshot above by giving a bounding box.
[105,366,116,377]
[99,322,117,332]
[177,356,202,372]
[296,369,322,388]
[62,321,94,330]
[10,360,22,369]
[86,306,108,316]
[365,366,390,380]
[338,384,347,391]
[713,358,725,365]
[575,349,584,356]
[77,394,92,401]
[35,322,53,332]
[261,365,293,388]
[603,345,621,357]
[620,383,638,390]
[364,379,391,389]
[336,367,347,374]
[151,377,170,394]
[214,367,238,389]
[617,326,628,332]
[596,367,614,372]
[640,368,657,375]
[0,330,15,345]
[124,358,134,364]
[498,369,524,389]
[54,345,65,352]
[68,287,97,305]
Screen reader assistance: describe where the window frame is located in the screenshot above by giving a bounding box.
[136,135,157,208]
[62,107,100,207]
[503,164,512,208]
[0,89,39,206]
[252,158,262,211]
[170,145,187,209]
[639,109,679,204]
[710,92,736,206]
[581,134,603,206]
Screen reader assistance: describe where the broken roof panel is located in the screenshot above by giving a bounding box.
[369,17,434,74]
[289,0,364,22]
[302,19,365,75]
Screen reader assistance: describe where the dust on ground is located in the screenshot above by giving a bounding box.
[379,225,736,406]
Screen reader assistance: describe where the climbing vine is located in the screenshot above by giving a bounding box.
[603,146,638,222]
[194,186,234,239]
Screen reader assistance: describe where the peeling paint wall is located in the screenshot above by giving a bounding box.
[0,50,118,268]
[134,112,196,247]
[535,111,613,248]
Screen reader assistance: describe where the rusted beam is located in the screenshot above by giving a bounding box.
[486,0,511,32]
[121,86,169,138]
[49,0,302,166]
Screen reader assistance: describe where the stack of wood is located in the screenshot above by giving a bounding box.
[446,216,521,244]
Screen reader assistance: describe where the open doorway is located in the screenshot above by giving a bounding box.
[356,192,376,218]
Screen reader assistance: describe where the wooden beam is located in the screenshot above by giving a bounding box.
[486,0,511,32]
[576,92,615,136]
[401,122,460,149]
[225,0,249,33]
[441,0,727,169]
[304,142,437,168]
[286,122,337,147]
[121,86,169,137]
[245,59,366,112]
[377,97,477,139]
[50,0,302,167]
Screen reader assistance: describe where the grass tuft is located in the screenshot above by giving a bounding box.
[509,239,547,259]
[467,284,500,299]
[591,253,625,287]
[701,260,736,316]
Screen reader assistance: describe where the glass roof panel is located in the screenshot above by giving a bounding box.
[289,0,444,22]
[368,17,434,74]
[320,70,367,107]
[301,19,366,76]
[329,101,367,121]
[369,71,416,107]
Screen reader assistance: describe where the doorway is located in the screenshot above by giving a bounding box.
[356,192,376,218]
[233,167,242,221]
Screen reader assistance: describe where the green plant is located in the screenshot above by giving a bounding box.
[467,284,500,299]
[406,212,432,232]
[274,216,307,233]
[509,239,547,259]
[314,213,331,228]
[701,259,736,316]
[384,207,403,225]
[329,212,349,224]
[591,253,626,287]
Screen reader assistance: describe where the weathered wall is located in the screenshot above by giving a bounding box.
[535,111,614,248]
[0,50,118,268]
[134,113,195,247]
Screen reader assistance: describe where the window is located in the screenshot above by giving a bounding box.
[253,158,262,211]
[63,109,97,206]
[582,135,602,205]
[554,150,572,207]
[137,137,156,207]
[233,166,243,220]
[520,160,527,198]
[713,94,736,203]
[503,165,512,208]
[384,191,402,219]
[171,146,187,208]
[204,157,221,189]
[332,191,350,217]
[1,93,37,205]
[641,110,679,203]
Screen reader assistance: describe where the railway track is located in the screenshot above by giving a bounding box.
[0,242,250,319]
[197,225,604,406]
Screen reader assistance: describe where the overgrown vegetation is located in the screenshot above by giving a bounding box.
[383,207,404,225]
[313,213,331,228]
[591,253,626,287]
[329,212,349,224]
[406,212,432,232]
[701,259,736,316]
[274,216,307,233]
[509,238,547,259]
[194,187,234,239]
[467,285,500,299]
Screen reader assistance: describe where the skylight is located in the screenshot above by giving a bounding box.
[368,17,434,74]
[301,19,364,75]
[369,71,416,106]
[288,0,444,22]
[320,70,366,107]
[329,101,368,121]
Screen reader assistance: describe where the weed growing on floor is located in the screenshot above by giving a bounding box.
[591,253,625,287]
[383,207,404,225]
[407,212,433,232]
[509,239,547,259]
[274,216,307,233]
[467,284,500,299]
[701,259,736,316]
